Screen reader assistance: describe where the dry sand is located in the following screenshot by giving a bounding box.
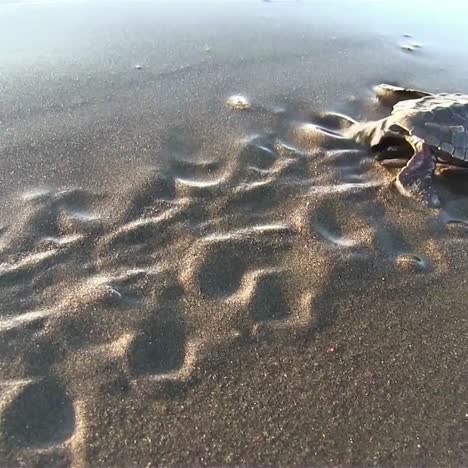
[0,0,467,466]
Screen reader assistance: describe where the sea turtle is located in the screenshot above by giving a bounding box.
[347,84,468,206]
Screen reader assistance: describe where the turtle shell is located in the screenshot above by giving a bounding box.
[385,93,468,162]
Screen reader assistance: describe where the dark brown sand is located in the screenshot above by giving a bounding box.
[1,0,468,466]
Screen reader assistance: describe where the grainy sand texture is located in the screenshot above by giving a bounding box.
[0,0,467,466]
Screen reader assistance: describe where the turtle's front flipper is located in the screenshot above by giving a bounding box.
[375,84,432,107]
[395,143,439,206]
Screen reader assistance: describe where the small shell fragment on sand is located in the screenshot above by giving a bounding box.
[395,254,429,273]
[401,43,422,52]
[226,95,251,110]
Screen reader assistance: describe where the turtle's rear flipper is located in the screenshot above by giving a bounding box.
[395,144,440,206]
[375,84,432,107]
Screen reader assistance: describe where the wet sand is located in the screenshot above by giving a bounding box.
[0,0,468,466]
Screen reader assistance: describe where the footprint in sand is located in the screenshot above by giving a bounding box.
[248,269,290,322]
[181,224,295,299]
[0,378,75,449]
[128,309,186,376]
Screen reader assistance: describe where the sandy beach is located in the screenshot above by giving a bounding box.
[0,0,467,466]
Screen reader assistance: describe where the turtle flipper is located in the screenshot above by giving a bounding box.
[375,84,432,107]
[395,143,439,206]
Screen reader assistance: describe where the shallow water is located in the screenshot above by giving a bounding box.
[0,0,468,466]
